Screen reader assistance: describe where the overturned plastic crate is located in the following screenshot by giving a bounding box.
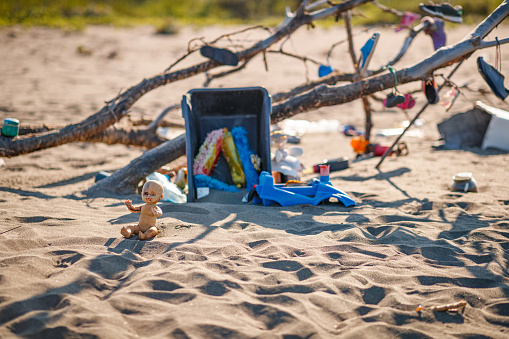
[181,87,272,202]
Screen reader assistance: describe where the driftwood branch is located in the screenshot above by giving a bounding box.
[271,21,428,104]
[86,0,509,194]
[86,105,182,148]
[85,127,167,149]
[0,0,372,158]
[90,134,187,195]
[272,73,355,102]
[271,0,509,123]
[380,22,427,70]
[371,0,406,17]
[86,104,183,148]
[166,25,270,74]
[9,105,184,149]
[343,8,374,141]
[203,59,252,87]
[3,0,507,194]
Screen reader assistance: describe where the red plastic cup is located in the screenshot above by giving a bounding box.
[319,165,330,181]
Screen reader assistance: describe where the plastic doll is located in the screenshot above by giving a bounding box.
[270,130,303,183]
[121,180,164,240]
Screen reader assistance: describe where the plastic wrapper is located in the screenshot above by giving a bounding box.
[222,128,246,188]
[193,128,223,176]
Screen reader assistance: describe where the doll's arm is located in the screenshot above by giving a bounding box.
[151,206,163,217]
[124,200,141,213]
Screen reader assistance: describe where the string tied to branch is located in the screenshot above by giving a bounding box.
[384,65,399,94]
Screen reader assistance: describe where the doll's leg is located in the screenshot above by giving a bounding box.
[121,224,140,238]
[138,226,158,240]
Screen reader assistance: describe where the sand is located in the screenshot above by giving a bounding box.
[0,21,509,338]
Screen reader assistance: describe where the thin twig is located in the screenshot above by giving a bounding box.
[325,23,395,66]
[263,51,269,71]
[147,104,181,132]
[166,26,272,73]
[209,25,270,44]
[267,50,322,65]
[372,0,407,17]
[203,59,252,87]
[0,226,22,235]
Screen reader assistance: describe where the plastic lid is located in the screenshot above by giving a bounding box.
[452,172,472,181]
[3,118,19,125]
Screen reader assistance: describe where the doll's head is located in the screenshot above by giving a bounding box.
[141,180,164,204]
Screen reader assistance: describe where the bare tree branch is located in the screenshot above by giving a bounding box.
[0,0,372,158]
[85,127,168,149]
[88,0,509,195]
[371,0,406,17]
[272,72,355,102]
[203,59,252,87]
[147,105,180,132]
[272,0,509,123]
[267,49,323,66]
[88,134,187,195]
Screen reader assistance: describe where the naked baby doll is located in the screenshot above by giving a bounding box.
[121,180,164,240]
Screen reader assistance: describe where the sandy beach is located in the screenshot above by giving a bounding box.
[0,20,509,338]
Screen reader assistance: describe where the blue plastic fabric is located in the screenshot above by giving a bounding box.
[359,33,380,73]
[231,126,259,190]
[318,65,333,77]
[194,174,240,192]
[254,171,356,207]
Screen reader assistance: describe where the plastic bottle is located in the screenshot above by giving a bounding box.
[304,157,349,174]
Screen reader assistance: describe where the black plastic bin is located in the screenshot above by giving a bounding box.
[181,87,272,202]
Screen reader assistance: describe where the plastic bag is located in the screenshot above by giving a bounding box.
[146,172,187,204]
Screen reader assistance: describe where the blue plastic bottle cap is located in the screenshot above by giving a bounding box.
[2,118,20,137]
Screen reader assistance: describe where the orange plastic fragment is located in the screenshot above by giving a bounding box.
[350,136,370,154]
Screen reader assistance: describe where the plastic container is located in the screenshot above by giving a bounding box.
[181,87,272,202]
[2,118,19,137]
[451,172,477,192]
